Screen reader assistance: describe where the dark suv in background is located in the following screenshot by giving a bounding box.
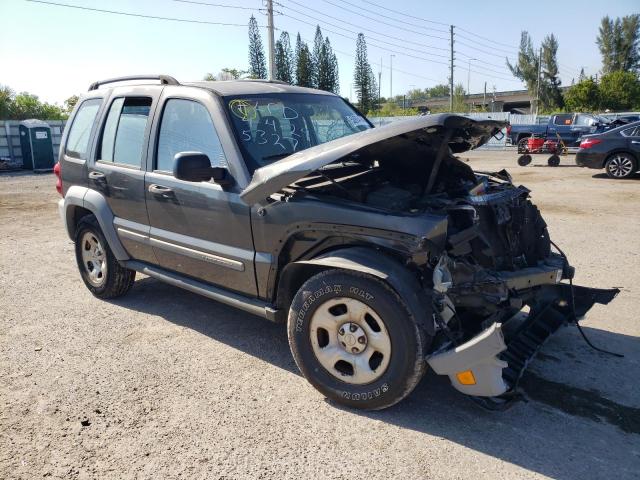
[56,75,617,410]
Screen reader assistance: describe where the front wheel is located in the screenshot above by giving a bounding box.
[518,154,532,166]
[287,269,427,410]
[605,153,636,179]
[74,215,136,298]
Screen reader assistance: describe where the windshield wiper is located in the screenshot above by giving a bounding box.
[312,169,360,202]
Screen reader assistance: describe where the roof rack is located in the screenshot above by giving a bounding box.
[88,75,179,91]
[238,78,290,85]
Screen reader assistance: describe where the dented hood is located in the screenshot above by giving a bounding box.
[240,113,506,205]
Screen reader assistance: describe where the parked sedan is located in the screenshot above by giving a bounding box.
[576,121,640,179]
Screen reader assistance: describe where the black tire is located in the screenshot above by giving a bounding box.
[605,152,637,179]
[547,154,560,167]
[287,269,428,410]
[517,154,532,166]
[74,215,135,299]
[517,137,529,154]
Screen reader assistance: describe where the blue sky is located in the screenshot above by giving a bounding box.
[1,0,638,105]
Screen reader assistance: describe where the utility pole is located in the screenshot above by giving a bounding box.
[534,46,542,116]
[483,81,487,111]
[266,0,275,80]
[378,57,382,112]
[449,25,454,112]
[389,54,395,100]
[467,57,476,112]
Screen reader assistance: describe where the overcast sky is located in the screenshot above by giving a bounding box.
[1,0,639,105]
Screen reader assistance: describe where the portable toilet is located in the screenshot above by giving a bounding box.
[19,119,55,172]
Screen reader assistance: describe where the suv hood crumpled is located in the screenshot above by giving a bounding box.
[240,114,506,205]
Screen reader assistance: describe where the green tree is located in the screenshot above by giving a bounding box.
[64,95,79,114]
[317,38,339,93]
[452,84,467,112]
[353,33,376,113]
[540,34,564,110]
[275,31,294,84]
[0,84,14,119]
[247,15,267,79]
[564,77,600,111]
[294,34,313,87]
[428,84,450,97]
[507,31,539,103]
[599,71,640,110]
[11,92,42,119]
[312,26,324,88]
[596,15,640,74]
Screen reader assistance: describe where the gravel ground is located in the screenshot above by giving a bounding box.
[1,151,639,479]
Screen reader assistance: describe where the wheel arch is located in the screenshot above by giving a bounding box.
[61,186,129,261]
[276,246,434,336]
[604,149,639,168]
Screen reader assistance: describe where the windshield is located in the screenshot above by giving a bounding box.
[223,93,371,172]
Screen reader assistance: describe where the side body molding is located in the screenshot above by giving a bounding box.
[59,186,130,261]
[279,247,435,335]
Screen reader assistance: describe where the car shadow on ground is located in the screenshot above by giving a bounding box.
[591,172,640,180]
[112,276,640,480]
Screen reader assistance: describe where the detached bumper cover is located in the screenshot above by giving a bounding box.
[427,284,620,398]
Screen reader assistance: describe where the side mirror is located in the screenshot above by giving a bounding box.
[173,152,232,186]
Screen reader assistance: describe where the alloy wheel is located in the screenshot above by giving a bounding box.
[607,155,634,178]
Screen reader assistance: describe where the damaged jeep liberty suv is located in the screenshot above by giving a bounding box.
[56,75,618,410]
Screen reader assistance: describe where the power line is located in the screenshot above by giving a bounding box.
[317,0,449,39]
[24,0,261,27]
[329,0,449,33]
[455,26,519,51]
[276,0,449,54]
[279,11,451,66]
[172,0,260,11]
[456,32,518,55]
[355,0,449,26]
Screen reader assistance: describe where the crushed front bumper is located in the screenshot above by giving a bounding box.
[427,284,619,398]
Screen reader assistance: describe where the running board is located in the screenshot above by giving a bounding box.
[123,261,280,322]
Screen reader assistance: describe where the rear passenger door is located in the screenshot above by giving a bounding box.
[144,87,257,296]
[90,88,160,264]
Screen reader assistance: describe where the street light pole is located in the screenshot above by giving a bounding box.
[467,58,477,112]
[389,54,395,100]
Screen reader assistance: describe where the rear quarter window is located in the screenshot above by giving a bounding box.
[65,98,102,159]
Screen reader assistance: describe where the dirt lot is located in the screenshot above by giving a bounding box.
[1,151,639,479]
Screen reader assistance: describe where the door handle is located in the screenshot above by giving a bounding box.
[148,184,174,197]
[89,171,106,181]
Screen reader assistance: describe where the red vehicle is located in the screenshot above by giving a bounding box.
[515,133,568,167]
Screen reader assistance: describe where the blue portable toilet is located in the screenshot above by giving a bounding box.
[19,119,55,172]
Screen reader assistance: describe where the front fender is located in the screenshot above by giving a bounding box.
[279,247,435,335]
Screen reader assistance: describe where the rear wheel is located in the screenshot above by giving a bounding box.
[547,155,560,167]
[517,154,532,166]
[287,269,427,410]
[605,153,636,179]
[74,215,135,298]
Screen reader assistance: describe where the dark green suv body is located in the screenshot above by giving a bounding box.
[57,75,617,410]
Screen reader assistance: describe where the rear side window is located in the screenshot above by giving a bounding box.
[156,99,227,172]
[65,98,102,159]
[99,97,152,167]
[621,126,639,137]
[553,114,573,126]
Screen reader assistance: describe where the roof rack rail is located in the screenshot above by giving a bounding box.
[88,75,179,91]
[238,78,290,85]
